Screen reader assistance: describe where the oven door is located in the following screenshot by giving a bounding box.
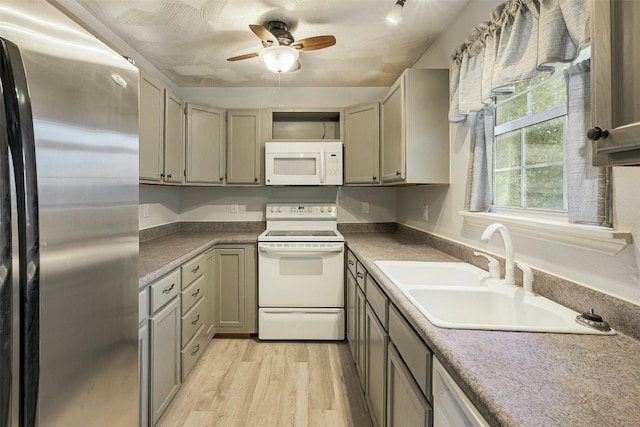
[258,242,344,307]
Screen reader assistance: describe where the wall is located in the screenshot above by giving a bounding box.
[401,0,640,305]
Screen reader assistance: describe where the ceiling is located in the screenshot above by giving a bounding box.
[74,0,469,87]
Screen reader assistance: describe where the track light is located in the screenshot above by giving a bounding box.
[386,0,406,25]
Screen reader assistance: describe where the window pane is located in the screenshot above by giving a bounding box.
[530,76,566,114]
[525,166,564,210]
[524,117,564,165]
[496,94,527,125]
[494,170,521,207]
[495,130,521,168]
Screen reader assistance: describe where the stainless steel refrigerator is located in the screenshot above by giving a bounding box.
[1,1,139,425]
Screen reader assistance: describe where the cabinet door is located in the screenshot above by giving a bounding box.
[150,297,181,425]
[213,245,257,333]
[227,109,262,184]
[163,89,184,183]
[591,0,640,165]
[138,322,149,427]
[387,343,432,427]
[381,76,405,183]
[345,102,380,184]
[356,286,366,391]
[139,72,164,181]
[205,250,215,338]
[346,270,357,362]
[366,304,388,427]
[185,103,225,184]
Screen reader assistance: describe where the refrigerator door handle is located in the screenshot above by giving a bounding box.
[0,39,13,427]
[0,38,40,427]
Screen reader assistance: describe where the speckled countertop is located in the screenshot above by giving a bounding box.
[138,230,261,288]
[139,229,640,426]
[344,232,640,427]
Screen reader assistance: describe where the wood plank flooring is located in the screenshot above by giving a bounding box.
[156,338,373,427]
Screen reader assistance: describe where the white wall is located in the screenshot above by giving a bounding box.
[139,185,180,229]
[400,0,640,305]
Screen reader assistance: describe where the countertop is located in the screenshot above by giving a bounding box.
[139,229,640,426]
[344,232,640,427]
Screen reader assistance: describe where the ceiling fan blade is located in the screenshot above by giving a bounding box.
[249,24,279,45]
[291,35,336,51]
[290,60,302,72]
[227,52,259,61]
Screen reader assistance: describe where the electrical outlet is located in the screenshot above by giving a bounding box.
[362,201,370,214]
[143,204,149,218]
[231,201,239,213]
[423,204,429,221]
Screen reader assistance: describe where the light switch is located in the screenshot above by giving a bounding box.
[362,201,370,214]
[231,201,239,213]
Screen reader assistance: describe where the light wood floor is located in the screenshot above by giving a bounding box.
[157,338,373,427]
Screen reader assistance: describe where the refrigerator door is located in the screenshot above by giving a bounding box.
[0,1,140,426]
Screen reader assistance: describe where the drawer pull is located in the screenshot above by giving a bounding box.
[348,260,355,266]
[191,265,200,274]
[191,288,200,298]
[162,283,175,294]
[191,344,200,356]
[356,272,364,279]
[191,315,200,325]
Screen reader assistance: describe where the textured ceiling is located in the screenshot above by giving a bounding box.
[75,0,468,87]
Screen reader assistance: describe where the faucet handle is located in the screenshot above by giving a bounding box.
[474,251,500,279]
[516,261,535,295]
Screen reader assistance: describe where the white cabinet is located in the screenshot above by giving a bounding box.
[185,103,225,184]
[346,268,358,362]
[381,68,449,184]
[591,0,640,165]
[213,245,257,334]
[345,102,380,184]
[149,269,181,425]
[366,304,388,427]
[180,254,207,381]
[204,249,216,338]
[150,296,181,425]
[139,72,183,183]
[226,109,262,184]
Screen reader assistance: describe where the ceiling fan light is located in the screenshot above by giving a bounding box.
[386,0,406,25]
[259,45,300,73]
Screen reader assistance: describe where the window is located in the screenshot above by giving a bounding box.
[493,70,568,211]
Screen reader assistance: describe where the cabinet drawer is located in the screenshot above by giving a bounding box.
[366,276,388,330]
[181,325,207,381]
[181,274,204,314]
[139,288,149,325]
[347,250,357,277]
[182,298,205,347]
[356,261,367,291]
[389,304,432,399]
[182,253,205,288]
[150,269,181,313]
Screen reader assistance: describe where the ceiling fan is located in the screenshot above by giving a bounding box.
[227,20,336,73]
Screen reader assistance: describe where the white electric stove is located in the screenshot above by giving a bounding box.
[258,203,345,340]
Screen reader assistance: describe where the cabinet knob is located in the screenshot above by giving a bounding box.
[587,127,609,141]
[160,173,165,178]
[254,177,258,183]
[372,176,377,181]
[395,171,401,176]
[166,173,172,179]
[219,177,224,182]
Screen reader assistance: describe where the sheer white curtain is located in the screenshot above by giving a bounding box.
[450,0,610,225]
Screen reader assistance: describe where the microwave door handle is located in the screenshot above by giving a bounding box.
[319,150,325,184]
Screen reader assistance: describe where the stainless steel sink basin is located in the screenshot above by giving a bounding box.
[374,261,489,287]
[402,285,615,335]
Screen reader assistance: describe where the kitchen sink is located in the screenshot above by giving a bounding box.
[402,285,615,335]
[374,261,489,287]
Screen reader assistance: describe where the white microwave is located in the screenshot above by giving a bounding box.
[265,142,343,186]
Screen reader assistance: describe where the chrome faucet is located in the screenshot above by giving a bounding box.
[480,223,515,285]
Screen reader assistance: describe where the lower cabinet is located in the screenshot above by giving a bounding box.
[138,314,149,427]
[356,285,367,390]
[213,245,257,333]
[346,269,358,362]
[366,304,388,427]
[387,343,432,427]
[205,249,216,338]
[150,297,181,425]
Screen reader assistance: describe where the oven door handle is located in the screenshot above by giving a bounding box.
[258,245,344,254]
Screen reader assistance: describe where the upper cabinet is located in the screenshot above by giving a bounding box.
[226,109,262,185]
[381,68,450,184]
[591,0,640,166]
[185,103,225,185]
[345,102,380,185]
[139,72,183,184]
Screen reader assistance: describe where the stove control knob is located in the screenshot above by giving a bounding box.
[270,206,276,213]
[327,207,334,213]
[320,207,326,213]
[277,207,282,213]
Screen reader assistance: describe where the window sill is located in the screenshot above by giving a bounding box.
[458,210,632,255]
